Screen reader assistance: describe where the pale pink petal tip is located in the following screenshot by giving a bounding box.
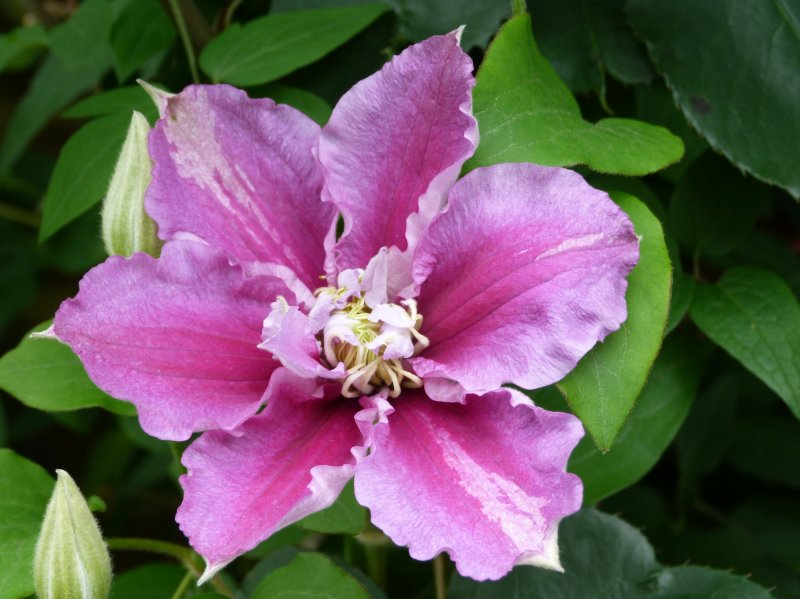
[354,388,583,580]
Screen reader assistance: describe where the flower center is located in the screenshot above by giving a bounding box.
[315,286,429,398]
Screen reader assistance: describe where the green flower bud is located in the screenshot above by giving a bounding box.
[34,470,112,599]
[101,110,162,257]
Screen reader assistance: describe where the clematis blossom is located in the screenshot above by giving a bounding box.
[51,31,639,582]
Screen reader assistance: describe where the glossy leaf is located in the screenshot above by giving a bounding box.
[530,0,654,94]
[468,14,684,175]
[251,552,370,599]
[690,267,800,419]
[110,0,175,82]
[200,4,390,86]
[0,322,135,416]
[39,115,130,241]
[299,481,366,535]
[0,450,54,599]
[559,192,672,450]
[627,0,800,199]
[554,332,709,504]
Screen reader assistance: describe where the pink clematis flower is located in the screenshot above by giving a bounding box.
[52,31,638,582]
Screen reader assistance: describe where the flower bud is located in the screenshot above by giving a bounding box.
[101,110,162,257]
[34,470,112,599]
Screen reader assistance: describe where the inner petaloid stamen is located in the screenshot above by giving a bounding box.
[317,290,429,398]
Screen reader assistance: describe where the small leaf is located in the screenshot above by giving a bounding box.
[399,0,511,49]
[110,0,175,82]
[0,24,47,73]
[654,566,773,599]
[251,553,370,599]
[627,0,800,199]
[39,115,130,241]
[468,14,684,176]
[299,481,365,534]
[63,85,160,122]
[251,83,332,125]
[0,449,54,599]
[200,4,390,86]
[558,192,672,450]
[0,321,135,416]
[690,267,800,419]
[110,563,185,599]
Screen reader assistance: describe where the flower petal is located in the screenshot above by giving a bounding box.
[53,241,287,441]
[147,84,334,288]
[411,163,639,400]
[319,31,477,274]
[177,370,362,576]
[354,388,583,580]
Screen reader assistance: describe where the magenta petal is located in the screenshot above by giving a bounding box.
[354,388,583,580]
[147,84,335,289]
[319,31,477,273]
[53,241,287,441]
[411,163,639,397]
[177,376,362,576]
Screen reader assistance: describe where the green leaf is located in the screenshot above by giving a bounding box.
[251,83,332,125]
[200,4,390,86]
[0,322,135,416]
[558,192,672,450]
[63,85,160,122]
[627,0,800,199]
[39,115,130,241]
[448,509,772,598]
[530,0,654,95]
[399,0,510,50]
[0,449,54,599]
[110,563,185,599]
[728,412,800,488]
[467,14,684,176]
[665,272,694,334]
[0,24,47,73]
[251,552,370,599]
[560,332,710,504]
[690,267,800,419]
[299,481,366,534]
[0,0,113,173]
[669,152,768,255]
[110,0,176,82]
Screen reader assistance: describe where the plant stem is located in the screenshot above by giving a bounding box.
[511,0,527,16]
[168,0,200,83]
[169,570,195,599]
[434,554,448,599]
[0,201,39,228]
[106,537,234,598]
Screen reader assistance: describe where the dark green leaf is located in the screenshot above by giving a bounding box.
[299,481,365,534]
[627,0,800,199]
[665,272,694,334]
[0,24,47,73]
[559,192,672,450]
[399,0,510,49]
[110,0,175,82]
[0,322,135,416]
[39,115,129,241]
[200,4,390,86]
[690,267,800,419]
[0,449,54,599]
[729,412,800,488]
[250,552,370,599]
[530,0,654,95]
[567,332,709,504]
[0,0,113,172]
[110,562,185,599]
[654,566,772,599]
[63,85,160,122]
[468,14,684,176]
[251,83,332,125]
[669,153,768,255]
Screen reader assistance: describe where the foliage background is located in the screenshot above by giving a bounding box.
[0,0,798,597]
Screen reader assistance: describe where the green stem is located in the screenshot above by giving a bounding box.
[106,537,233,598]
[511,0,527,16]
[0,201,39,228]
[434,554,448,599]
[168,0,200,83]
[169,570,195,599]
